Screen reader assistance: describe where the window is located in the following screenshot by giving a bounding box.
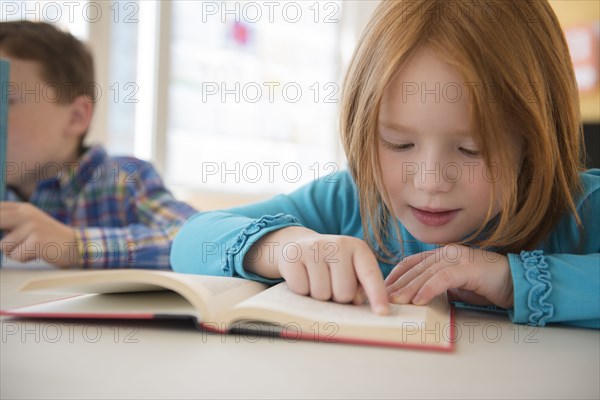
[2,0,352,202]
[165,1,343,195]
[1,0,89,38]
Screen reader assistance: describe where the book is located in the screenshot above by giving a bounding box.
[0,58,8,203]
[1,270,455,351]
[0,58,9,268]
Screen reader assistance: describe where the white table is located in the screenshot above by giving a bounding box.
[1,268,599,399]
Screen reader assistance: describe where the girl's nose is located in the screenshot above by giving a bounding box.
[413,161,456,194]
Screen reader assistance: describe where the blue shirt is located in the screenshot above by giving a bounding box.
[171,169,600,328]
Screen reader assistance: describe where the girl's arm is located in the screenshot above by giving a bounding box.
[170,171,390,314]
[509,252,600,328]
[509,170,600,328]
[170,171,359,283]
[384,170,600,328]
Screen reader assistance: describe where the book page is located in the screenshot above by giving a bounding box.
[6,291,198,317]
[185,275,267,320]
[222,283,452,348]
[18,270,267,323]
[19,270,201,294]
[230,283,429,328]
[20,270,259,296]
[192,275,261,297]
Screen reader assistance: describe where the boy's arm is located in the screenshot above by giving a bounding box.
[76,174,197,269]
[0,201,79,267]
[1,157,196,269]
[0,189,196,269]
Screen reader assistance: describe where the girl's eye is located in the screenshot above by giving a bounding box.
[459,147,481,157]
[383,140,414,151]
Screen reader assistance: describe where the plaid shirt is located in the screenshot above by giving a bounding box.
[6,145,197,269]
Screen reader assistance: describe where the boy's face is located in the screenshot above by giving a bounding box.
[377,47,512,245]
[1,53,85,192]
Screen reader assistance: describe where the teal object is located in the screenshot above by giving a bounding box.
[0,59,8,265]
[0,59,8,202]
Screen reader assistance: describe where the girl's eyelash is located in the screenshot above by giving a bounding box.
[383,141,413,151]
[381,139,480,156]
[459,147,481,157]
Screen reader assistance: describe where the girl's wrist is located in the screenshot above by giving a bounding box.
[244,226,317,279]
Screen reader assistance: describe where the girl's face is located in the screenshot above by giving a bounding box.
[378,47,504,245]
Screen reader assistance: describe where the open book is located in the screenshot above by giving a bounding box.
[1,270,455,351]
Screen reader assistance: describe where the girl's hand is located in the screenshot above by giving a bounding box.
[384,245,514,309]
[245,227,390,315]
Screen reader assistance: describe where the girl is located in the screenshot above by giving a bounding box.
[171,0,599,328]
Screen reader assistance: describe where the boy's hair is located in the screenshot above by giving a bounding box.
[0,20,95,152]
[340,0,585,258]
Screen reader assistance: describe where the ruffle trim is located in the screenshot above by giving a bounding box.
[223,214,300,275]
[521,250,554,326]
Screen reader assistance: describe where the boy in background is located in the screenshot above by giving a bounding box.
[0,20,197,269]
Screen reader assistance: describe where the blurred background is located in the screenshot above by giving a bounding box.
[2,0,599,210]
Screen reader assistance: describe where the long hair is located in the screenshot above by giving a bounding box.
[340,0,584,259]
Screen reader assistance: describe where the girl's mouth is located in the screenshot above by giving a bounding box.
[410,207,460,227]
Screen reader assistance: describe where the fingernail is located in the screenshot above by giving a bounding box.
[413,294,425,305]
[375,303,390,315]
[390,291,407,304]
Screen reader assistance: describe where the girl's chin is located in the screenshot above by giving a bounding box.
[414,236,458,246]
[405,226,464,245]
[398,214,468,244]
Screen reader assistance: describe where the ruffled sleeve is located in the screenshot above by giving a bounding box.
[224,214,301,283]
[171,212,301,284]
[508,250,554,326]
[171,171,363,283]
[508,250,600,328]
[507,170,599,329]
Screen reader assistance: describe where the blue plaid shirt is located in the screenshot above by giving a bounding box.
[6,145,197,269]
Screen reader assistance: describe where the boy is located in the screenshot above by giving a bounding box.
[0,20,197,269]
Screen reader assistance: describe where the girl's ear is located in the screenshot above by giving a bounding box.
[64,95,94,139]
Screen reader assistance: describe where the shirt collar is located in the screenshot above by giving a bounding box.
[9,145,109,203]
[58,144,108,199]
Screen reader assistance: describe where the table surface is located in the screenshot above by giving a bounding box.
[1,267,599,399]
